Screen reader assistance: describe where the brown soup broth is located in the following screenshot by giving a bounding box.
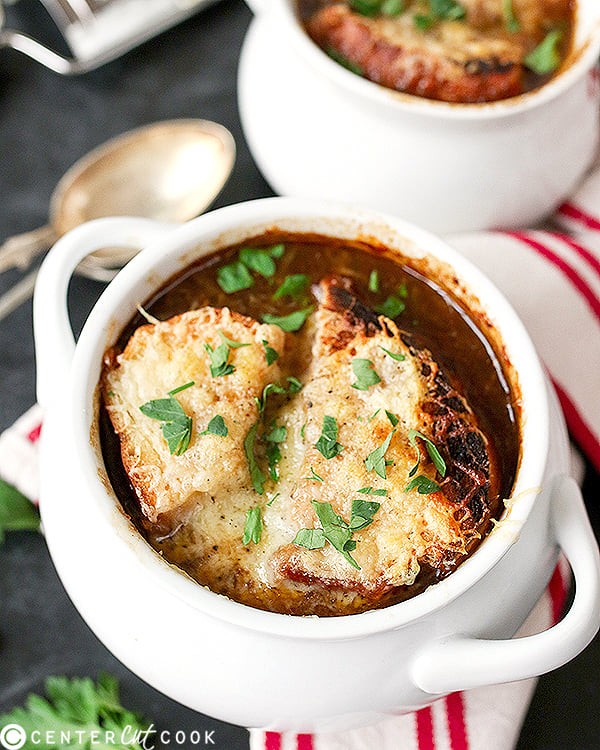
[101,233,520,615]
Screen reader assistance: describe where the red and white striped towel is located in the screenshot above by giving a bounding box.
[4,155,600,750]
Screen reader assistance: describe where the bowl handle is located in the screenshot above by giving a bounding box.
[33,217,175,409]
[411,474,600,694]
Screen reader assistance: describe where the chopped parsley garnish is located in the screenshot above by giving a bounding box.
[243,505,263,544]
[351,358,382,390]
[305,467,324,482]
[380,0,404,16]
[273,274,310,301]
[262,306,314,332]
[357,486,388,496]
[315,415,344,459]
[368,269,379,292]
[381,346,406,362]
[385,410,399,427]
[239,247,277,277]
[407,428,446,478]
[199,414,228,437]
[0,478,40,544]
[204,341,234,377]
[349,0,381,16]
[244,421,266,495]
[364,429,395,479]
[217,260,254,293]
[218,330,250,349]
[502,0,520,32]
[404,475,442,494]
[524,29,564,75]
[255,377,303,417]
[326,47,364,75]
[292,498,381,569]
[262,339,279,366]
[266,424,287,443]
[375,295,406,318]
[414,0,465,29]
[217,244,285,293]
[167,380,195,395]
[139,392,193,455]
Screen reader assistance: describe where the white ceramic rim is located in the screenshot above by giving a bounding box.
[270,0,600,120]
[70,197,549,639]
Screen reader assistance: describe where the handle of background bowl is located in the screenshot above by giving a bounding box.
[33,217,175,409]
[411,474,600,695]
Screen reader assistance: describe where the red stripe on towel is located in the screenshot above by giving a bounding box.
[551,378,600,475]
[415,706,435,750]
[548,566,568,625]
[264,732,282,750]
[558,202,600,232]
[507,232,600,323]
[445,693,469,750]
[556,233,600,281]
[297,734,314,750]
[27,423,42,443]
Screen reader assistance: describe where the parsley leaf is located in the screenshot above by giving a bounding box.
[265,424,286,481]
[502,0,520,31]
[524,29,564,75]
[199,414,228,437]
[315,415,344,459]
[205,342,234,377]
[351,358,382,391]
[262,339,279,366]
[273,274,310,301]
[430,0,465,19]
[0,674,153,750]
[404,475,442,494]
[139,394,193,455]
[266,424,287,442]
[292,498,381,569]
[255,377,302,418]
[381,346,406,362]
[244,422,266,495]
[368,269,379,292]
[167,381,195,395]
[218,330,250,349]
[385,410,399,427]
[262,307,314,332]
[375,295,405,318]
[304,467,324,482]
[0,479,40,544]
[242,505,263,544]
[365,430,395,479]
[240,247,276,277]
[217,261,254,293]
[407,429,446,477]
[357,486,388,497]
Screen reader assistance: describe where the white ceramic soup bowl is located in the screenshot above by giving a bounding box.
[238,1,600,234]
[34,198,600,732]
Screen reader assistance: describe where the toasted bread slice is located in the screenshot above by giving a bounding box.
[103,307,286,522]
[306,3,525,102]
[271,280,496,595]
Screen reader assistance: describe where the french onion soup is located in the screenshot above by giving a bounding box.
[299,0,575,103]
[100,233,520,616]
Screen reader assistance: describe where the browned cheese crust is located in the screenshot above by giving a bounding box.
[270,280,497,597]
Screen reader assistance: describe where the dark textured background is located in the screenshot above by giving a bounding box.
[0,1,599,747]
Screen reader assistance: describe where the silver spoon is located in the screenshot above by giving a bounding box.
[0,119,235,320]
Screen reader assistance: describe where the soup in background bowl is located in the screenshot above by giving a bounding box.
[238,0,600,232]
[33,199,600,730]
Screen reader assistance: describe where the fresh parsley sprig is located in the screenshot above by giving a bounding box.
[243,505,263,544]
[404,429,446,494]
[0,674,153,750]
[0,478,40,544]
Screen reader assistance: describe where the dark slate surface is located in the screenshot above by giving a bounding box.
[0,2,598,748]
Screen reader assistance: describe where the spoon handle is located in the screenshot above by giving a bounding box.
[0,269,38,323]
[0,225,57,274]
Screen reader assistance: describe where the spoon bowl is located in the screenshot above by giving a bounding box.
[53,120,235,276]
[0,119,235,318]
